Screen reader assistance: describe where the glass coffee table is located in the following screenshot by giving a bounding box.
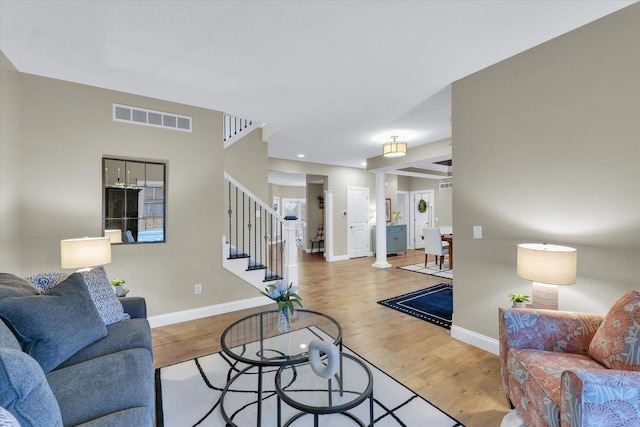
[220,309,342,427]
[275,353,374,426]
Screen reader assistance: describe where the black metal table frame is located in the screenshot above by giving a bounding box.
[274,353,374,427]
[220,309,343,427]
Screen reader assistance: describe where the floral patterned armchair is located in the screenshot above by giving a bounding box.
[499,290,640,427]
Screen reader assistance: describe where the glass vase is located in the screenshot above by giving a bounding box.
[278,306,291,333]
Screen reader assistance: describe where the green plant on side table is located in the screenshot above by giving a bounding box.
[509,293,530,308]
[110,278,127,297]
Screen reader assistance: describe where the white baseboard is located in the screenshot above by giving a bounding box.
[451,325,499,355]
[327,254,349,262]
[148,296,272,328]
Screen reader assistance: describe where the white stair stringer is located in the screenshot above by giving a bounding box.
[223,121,261,149]
[222,236,279,292]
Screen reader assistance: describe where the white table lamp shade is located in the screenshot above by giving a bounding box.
[61,237,112,269]
[517,243,577,285]
[517,243,577,310]
[104,229,122,244]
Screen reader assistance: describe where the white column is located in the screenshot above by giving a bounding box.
[372,171,391,269]
[284,219,298,286]
[324,191,333,261]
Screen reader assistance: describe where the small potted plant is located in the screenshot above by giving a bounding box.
[110,278,126,296]
[509,293,529,308]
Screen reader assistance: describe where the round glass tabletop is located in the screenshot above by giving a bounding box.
[220,309,342,367]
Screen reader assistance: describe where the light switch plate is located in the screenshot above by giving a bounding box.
[473,226,483,239]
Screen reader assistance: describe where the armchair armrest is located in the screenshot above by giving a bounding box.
[498,308,603,397]
[561,369,640,426]
[120,297,147,319]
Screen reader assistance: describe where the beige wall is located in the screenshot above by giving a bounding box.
[1,68,258,316]
[269,184,306,202]
[225,127,269,202]
[452,4,640,339]
[0,52,22,272]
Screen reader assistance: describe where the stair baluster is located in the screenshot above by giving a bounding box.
[225,173,295,286]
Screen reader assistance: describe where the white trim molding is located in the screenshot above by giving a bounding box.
[451,325,499,355]
[148,296,272,328]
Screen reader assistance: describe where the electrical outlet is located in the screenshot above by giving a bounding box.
[194,284,202,295]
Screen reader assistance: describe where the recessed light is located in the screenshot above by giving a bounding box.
[297,154,305,158]
[361,161,367,166]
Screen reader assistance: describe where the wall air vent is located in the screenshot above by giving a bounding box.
[113,104,192,132]
[440,182,453,190]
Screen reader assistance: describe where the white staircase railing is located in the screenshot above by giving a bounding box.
[223,113,260,148]
[224,172,298,288]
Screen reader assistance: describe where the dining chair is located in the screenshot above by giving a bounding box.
[423,227,449,269]
[310,224,324,254]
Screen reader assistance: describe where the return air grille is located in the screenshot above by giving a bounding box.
[113,104,192,132]
[440,182,453,190]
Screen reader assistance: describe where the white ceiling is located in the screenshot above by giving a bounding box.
[1,1,635,173]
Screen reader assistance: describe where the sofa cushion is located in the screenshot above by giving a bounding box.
[0,273,40,298]
[589,290,640,371]
[75,407,153,427]
[0,348,63,427]
[57,318,152,369]
[47,348,154,426]
[26,267,130,326]
[0,317,21,351]
[0,273,107,373]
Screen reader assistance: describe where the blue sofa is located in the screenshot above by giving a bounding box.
[0,272,154,426]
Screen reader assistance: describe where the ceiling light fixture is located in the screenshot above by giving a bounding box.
[382,136,407,158]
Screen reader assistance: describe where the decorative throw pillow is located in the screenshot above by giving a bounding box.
[0,273,107,373]
[26,267,129,326]
[80,266,130,325]
[0,349,63,426]
[25,272,67,291]
[589,290,640,371]
[0,273,40,299]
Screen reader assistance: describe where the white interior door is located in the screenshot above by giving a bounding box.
[411,190,434,249]
[347,186,369,258]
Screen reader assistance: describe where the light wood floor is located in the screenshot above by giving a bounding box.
[152,249,509,426]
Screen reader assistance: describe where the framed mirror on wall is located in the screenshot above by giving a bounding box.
[103,157,166,244]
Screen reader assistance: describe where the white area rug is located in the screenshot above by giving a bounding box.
[157,328,464,426]
[398,262,453,280]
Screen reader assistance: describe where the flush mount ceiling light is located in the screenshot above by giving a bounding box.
[382,136,407,158]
